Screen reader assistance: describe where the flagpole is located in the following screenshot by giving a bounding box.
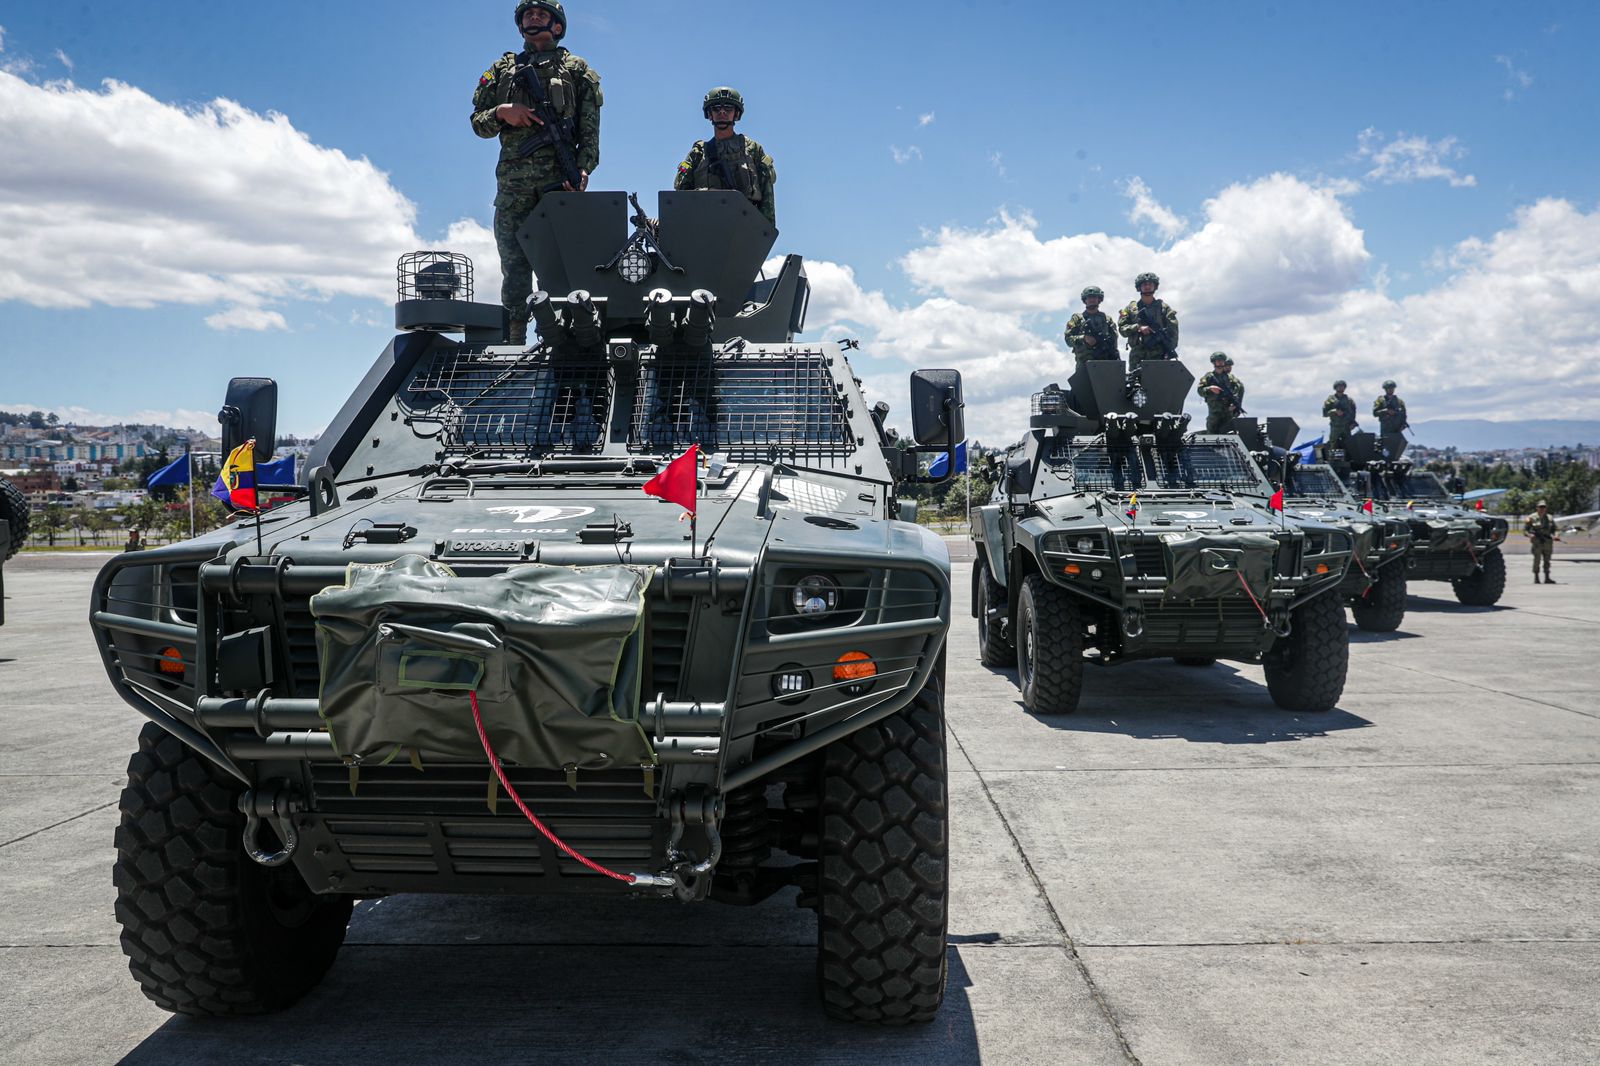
[187,444,195,540]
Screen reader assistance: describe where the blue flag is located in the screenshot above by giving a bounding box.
[1292,436,1323,464]
[258,454,296,486]
[145,453,191,489]
[928,441,968,477]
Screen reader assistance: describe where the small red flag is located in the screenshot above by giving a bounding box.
[1362,498,1374,515]
[1268,487,1285,512]
[1475,499,1485,511]
[643,445,699,513]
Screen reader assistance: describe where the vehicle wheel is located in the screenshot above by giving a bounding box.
[1263,592,1348,712]
[1016,573,1083,715]
[974,559,1011,668]
[1172,657,1216,667]
[1352,566,1408,631]
[0,478,30,560]
[1451,547,1506,607]
[816,678,948,1024]
[113,723,352,1016]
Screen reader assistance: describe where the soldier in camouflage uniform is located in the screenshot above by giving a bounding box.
[674,88,776,226]
[1117,272,1179,371]
[471,0,603,345]
[1525,499,1558,583]
[1196,352,1244,433]
[1373,379,1408,460]
[1322,379,1358,455]
[1063,286,1118,363]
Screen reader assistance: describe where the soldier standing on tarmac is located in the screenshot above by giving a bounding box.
[675,88,777,226]
[1117,272,1180,371]
[1373,380,1409,460]
[1196,352,1245,432]
[1064,286,1119,363]
[1323,379,1358,455]
[1525,500,1558,584]
[471,1,603,346]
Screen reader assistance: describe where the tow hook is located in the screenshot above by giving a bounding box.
[238,782,302,867]
[1123,606,1145,639]
[652,787,724,901]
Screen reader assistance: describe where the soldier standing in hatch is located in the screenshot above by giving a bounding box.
[1117,272,1179,371]
[1196,352,1244,433]
[1525,500,1558,584]
[674,88,777,226]
[1373,379,1408,460]
[1323,379,1358,455]
[1064,286,1119,363]
[471,0,603,346]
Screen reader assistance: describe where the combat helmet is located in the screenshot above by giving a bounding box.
[1333,379,1347,388]
[1134,271,1160,291]
[1080,285,1104,302]
[1210,351,1232,366]
[1382,379,1397,388]
[514,0,567,39]
[703,86,745,119]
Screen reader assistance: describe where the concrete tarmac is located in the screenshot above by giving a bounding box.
[1,547,1596,1065]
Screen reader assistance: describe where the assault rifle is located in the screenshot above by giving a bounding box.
[705,136,739,191]
[1076,314,1116,356]
[1136,300,1178,358]
[515,57,586,193]
[1210,371,1246,415]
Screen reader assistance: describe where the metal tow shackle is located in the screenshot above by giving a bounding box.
[238,782,301,867]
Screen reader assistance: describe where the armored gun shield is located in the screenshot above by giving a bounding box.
[1232,417,1300,450]
[1071,359,1193,420]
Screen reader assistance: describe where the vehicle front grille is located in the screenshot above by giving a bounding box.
[1409,550,1479,579]
[646,598,692,700]
[283,598,321,697]
[1121,541,1167,578]
[306,764,663,886]
[1140,599,1265,647]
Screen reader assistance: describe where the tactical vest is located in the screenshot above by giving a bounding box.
[691,135,761,203]
[493,49,582,157]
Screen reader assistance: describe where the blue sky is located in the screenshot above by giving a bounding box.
[1,0,1596,443]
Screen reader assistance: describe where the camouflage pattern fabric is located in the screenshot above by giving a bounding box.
[1526,510,1557,576]
[1373,394,1408,460]
[472,47,604,315]
[1064,310,1119,362]
[1196,370,1245,433]
[1323,393,1357,451]
[1117,298,1179,370]
[674,134,777,225]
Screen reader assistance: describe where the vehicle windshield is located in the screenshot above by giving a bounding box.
[401,348,856,461]
[1047,439,1271,493]
[1381,473,1451,500]
[1288,466,1350,499]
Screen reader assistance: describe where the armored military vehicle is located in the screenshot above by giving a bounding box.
[90,192,964,1024]
[1335,432,1508,607]
[970,360,1354,716]
[0,476,30,625]
[1232,419,1414,633]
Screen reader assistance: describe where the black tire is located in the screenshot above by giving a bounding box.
[1263,592,1349,712]
[0,478,30,560]
[974,559,1011,667]
[1172,657,1216,667]
[1452,546,1506,607]
[113,723,351,1016]
[816,679,948,1024]
[1352,565,1408,632]
[1016,573,1083,715]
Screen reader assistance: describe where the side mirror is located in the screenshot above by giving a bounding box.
[908,369,964,449]
[218,378,278,465]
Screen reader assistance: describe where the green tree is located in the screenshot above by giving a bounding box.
[39,504,67,547]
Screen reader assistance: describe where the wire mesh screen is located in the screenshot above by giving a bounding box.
[1289,467,1349,498]
[397,251,473,302]
[629,353,854,460]
[1049,440,1268,492]
[403,351,610,455]
[1394,473,1450,500]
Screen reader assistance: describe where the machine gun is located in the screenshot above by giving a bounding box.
[1137,301,1178,358]
[515,58,587,193]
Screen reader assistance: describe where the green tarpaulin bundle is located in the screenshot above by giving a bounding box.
[311,555,656,772]
[1158,531,1278,602]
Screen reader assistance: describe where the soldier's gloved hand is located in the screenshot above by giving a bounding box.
[1138,325,1153,335]
[496,103,541,128]
[563,170,590,193]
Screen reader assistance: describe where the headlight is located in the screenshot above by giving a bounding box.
[791,574,839,617]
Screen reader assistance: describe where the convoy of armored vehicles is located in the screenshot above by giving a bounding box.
[72,192,1528,1027]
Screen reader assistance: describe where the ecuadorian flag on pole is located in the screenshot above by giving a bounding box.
[212,440,260,511]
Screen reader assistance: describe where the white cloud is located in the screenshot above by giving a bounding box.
[797,176,1600,443]
[0,26,7,51]
[890,144,923,165]
[204,305,289,332]
[988,151,1006,179]
[0,70,498,324]
[1121,176,1188,242]
[0,403,220,434]
[1494,54,1533,99]
[917,112,935,127]
[52,48,72,72]
[1356,128,1478,188]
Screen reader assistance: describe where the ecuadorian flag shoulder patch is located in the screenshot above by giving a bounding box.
[479,68,495,87]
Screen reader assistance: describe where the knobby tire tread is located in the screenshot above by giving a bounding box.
[1264,591,1349,712]
[0,478,30,559]
[974,559,1011,668]
[1451,546,1506,607]
[1019,573,1083,715]
[1352,565,1408,632]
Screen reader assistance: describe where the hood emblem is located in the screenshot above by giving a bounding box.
[483,505,597,525]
